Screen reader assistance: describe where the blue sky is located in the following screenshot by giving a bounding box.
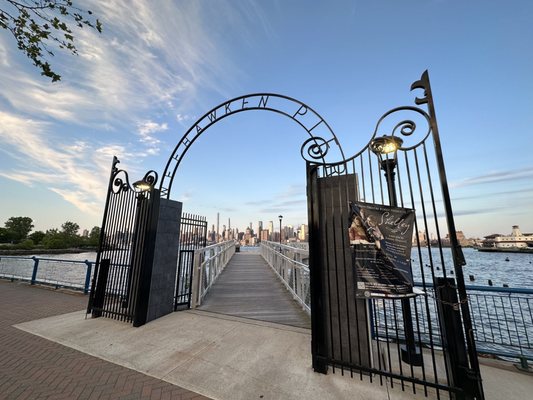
[0,0,532,238]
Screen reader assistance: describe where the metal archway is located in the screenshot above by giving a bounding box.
[160,93,346,198]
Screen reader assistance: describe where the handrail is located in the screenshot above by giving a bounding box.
[190,240,235,308]
[263,242,532,361]
[260,241,311,314]
[414,281,533,295]
[0,255,93,293]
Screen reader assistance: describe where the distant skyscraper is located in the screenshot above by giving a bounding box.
[257,221,263,242]
[286,225,294,239]
[216,213,220,242]
[268,221,274,240]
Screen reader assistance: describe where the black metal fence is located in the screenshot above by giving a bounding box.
[174,212,207,310]
[0,255,93,293]
[460,286,532,361]
[305,72,484,399]
[87,157,159,326]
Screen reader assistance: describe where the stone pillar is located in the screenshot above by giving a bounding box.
[145,199,182,323]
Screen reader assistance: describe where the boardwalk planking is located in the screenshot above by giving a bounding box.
[198,252,311,329]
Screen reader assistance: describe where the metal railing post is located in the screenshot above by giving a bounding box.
[190,249,202,309]
[31,256,39,285]
[84,260,92,294]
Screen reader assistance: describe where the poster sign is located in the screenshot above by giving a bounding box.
[349,201,416,298]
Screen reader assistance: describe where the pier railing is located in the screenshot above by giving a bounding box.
[190,240,235,308]
[0,255,93,293]
[260,241,311,314]
[274,242,532,363]
[372,283,533,363]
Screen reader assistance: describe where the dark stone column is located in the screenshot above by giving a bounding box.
[145,199,182,323]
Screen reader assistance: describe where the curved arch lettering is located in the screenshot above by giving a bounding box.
[160,93,345,198]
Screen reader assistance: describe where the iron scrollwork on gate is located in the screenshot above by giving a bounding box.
[304,71,484,399]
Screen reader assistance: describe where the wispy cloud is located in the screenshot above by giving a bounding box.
[177,113,194,124]
[451,167,533,189]
[0,111,135,215]
[279,184,306,199]
[137,120,168,155]
[0,1,271,224]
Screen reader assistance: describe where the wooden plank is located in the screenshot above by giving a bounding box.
[198,253,311,329]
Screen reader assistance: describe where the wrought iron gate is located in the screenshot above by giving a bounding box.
[87,157,159,326]
[174,212,207,310]
[305,71,484,399]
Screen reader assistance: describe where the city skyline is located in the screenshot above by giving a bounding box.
[1,1,532,238]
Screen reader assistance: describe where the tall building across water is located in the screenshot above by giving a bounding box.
[257,221,263,242]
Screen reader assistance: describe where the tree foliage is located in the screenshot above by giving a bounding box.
[0,216,101,249]
[88,225,100,246]
[28,230,45,244]
[61,220,79,236]
[0,0,102,81]
[4,216,34,242]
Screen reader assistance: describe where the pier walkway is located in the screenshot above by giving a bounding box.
[198,252,310,329]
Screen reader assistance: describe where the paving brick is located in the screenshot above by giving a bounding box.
[0,281,210,400]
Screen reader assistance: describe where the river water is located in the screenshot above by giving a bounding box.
[2,247,532,290]
[411,247,533,289]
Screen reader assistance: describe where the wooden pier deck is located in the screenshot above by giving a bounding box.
[198,252,311,329]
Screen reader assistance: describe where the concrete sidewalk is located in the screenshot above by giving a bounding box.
[14,298,533,400]
[0,280,209,400]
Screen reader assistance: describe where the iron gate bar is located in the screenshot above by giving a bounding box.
[404,150,436,396]
[416,144,455,393]
[87,156,118,315]
[133,189,160,327]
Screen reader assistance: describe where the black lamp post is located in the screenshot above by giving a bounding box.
[278,215,283,246]
[370,135,423,367]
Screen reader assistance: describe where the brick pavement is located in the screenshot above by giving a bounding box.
[0,280,211,400]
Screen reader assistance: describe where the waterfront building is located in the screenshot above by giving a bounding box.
[286,225,294,239]
[482,225,533,248]
[260,229,269,241]
[298,224,308,242]
[415,230,427,246]
[268,221,274,240]
[243,227,253,245]
[257,221,263,242]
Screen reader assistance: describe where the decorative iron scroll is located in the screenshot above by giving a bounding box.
[300,137,331,161]
[160,93,346,198]
[141,170,158,187]
[300,71,435,171]
[110,158,159,194]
